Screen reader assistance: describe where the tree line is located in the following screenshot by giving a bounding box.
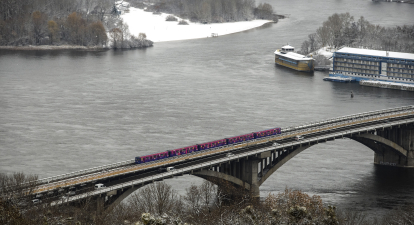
[0,0,152,48]
[300,13,414,55]
[2,172,414,224]
[138,0,277,23]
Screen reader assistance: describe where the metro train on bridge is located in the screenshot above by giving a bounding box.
[135,127,282,164]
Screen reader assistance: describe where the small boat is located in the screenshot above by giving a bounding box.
[323,76,355,83]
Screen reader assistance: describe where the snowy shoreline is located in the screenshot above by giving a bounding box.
[0,8,274,50]
[0,45,107,51]
[122,7,273,43]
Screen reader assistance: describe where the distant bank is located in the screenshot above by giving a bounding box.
[0,45,106,51]
[372,0,414,3]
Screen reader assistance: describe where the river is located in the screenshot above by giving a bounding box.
[1,0,414,219]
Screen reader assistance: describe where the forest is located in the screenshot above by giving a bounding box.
[136,0,277,23]
[0,0,152,48]
[300,13,414,55]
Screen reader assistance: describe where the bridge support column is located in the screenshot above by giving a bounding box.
[377,124,414,167]
[241,157,260,198]
[96,195,105,214]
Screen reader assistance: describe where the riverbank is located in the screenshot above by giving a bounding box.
[121,7,273,42]
[0,45,107,51]
[373,0,414,3]
[0,8,274,50]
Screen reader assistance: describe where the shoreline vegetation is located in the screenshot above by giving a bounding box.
[1,172,414,224]
[0,0,279,51]
[0,45,107,51]
[298,13,414,68]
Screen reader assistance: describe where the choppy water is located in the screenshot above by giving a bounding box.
[1,0,414,218]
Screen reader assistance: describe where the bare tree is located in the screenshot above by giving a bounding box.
[47,20,59,44]
[0,172,38,202]
[31,11,48,44]
[184,184,202,211]
[199,180,216,212]
[128,182,179,216]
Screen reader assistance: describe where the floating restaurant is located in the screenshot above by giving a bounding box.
[329,47,414,85]
[274,45,315,72]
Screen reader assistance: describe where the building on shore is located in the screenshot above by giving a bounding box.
[329,47,414,85]
[274,45,315,72]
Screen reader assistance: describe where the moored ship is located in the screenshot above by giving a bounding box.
[329,47,414,85]
[274,45,315,72]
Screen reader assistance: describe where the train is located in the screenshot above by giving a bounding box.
[135,127,281,164]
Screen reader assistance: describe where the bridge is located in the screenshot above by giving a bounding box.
[11,105,414,212]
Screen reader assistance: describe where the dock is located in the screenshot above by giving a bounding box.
[360,80,414,91]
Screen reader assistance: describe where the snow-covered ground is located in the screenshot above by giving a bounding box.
[121,7,272,42]
[314,46,335,59]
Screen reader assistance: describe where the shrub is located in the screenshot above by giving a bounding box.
[178,20,189,25]
[165,15,177,21]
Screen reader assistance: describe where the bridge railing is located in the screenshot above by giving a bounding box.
[282,105,413,133]
[32,159,135,187]
[30,105,414,190]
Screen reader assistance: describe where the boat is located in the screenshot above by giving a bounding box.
[323,76,355,83]
[274,45,315,72]
[329,47,414,85]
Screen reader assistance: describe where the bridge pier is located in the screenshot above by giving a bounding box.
[96,195,105,214]
[377,124,414,167]
[352,123,414,167]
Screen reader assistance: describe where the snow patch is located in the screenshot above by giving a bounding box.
[121,7,272,42]
[314,46,335,59]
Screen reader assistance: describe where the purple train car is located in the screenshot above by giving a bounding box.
[135,151,169,164]
[253,128,281,139]
[226,133,255,144]
[135,127,283,165]
[168,145,197,157]
[198,139,227,151]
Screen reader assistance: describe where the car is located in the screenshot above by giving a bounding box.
[295,135,304,141]
[58,188,65,193]
[272,142,280,146]
[32,199,42,204]
[35,193,43,198]
[158,167,175,172]
[226,153,234,157]
[47,191,54,195]
[67,191,76,196]
[94,183,106,189]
